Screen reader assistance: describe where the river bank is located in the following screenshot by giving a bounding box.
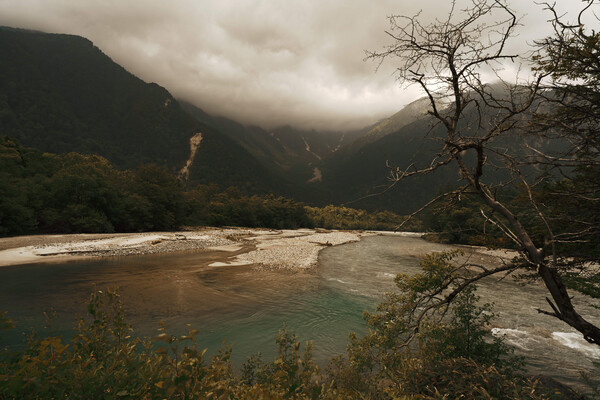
[0,228,405,269]
[0,227,522,272]
[0,230,597,395]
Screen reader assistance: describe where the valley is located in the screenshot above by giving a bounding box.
[1,10,600,398]
[0,27,465,214]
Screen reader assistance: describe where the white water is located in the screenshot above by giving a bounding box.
[320,235,600,391]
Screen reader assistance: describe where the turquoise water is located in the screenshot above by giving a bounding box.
[1,235,437,365]
[1,235,599,388]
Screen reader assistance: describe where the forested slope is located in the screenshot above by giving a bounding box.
[0,27,288,194]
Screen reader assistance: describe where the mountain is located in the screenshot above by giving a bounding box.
[180,101,370,184]
[0,27,288,194]
[314,115,458,213]
[181,94,468,214]
[310,86,567,214]
[361,97,432,145]
[2,27,557,216]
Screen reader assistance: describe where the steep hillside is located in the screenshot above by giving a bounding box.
[3,27,559,214]
[0,27,288,194]
[0,27,194,169]
[312,90,566,214]
[183,126,293,195]
[181,103,291,173]
[180,102,370,184]
[361,97,432,144]
[315,117,459,213]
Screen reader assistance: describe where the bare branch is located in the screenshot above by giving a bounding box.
[367,0,600,345]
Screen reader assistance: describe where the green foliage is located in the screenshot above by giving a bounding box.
[0,137,188,234]
[419,174,600,299]
[0,137,46,235]
[327,252,561,400]
[539,166,600,262]
[355,251,513,367]
[191,188,313,230]
[305,205,421,231]
[417,286,519,370]
[421,192,518,248]
[0,311,15,346]
[0,291,339,399]
[562,271,600,300]
[133,164,186,231]
[0,137,415,236]
[421,175,600,260]
[1,289,150,398]
[240,328,326,399]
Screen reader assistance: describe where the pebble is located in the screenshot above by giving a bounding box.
[22,229,375,271]
[235,231,369,270]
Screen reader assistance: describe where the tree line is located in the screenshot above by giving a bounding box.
[0,136,418,237]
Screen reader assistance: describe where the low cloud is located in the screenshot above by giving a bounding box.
[0,0,587,130]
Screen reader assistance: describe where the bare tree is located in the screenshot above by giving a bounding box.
[366,0,600,346]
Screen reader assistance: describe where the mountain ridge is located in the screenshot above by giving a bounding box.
[3,26,520,214]
[0,26,290,195]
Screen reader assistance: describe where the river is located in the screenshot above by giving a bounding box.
[1,235,598,390]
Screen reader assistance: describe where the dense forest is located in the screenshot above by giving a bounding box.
[0,27,193,169]
[0,136,417,236]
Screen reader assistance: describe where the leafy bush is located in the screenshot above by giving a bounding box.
[328,252,568,399]
[0,290,336,399]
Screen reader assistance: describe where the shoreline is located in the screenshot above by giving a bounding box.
[0,228,408,269]
[0,228,525,273]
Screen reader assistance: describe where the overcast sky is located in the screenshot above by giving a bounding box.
[0,0,590,130]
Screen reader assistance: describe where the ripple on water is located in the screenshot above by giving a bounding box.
[376,272,396,279]
[2,234,599,390]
